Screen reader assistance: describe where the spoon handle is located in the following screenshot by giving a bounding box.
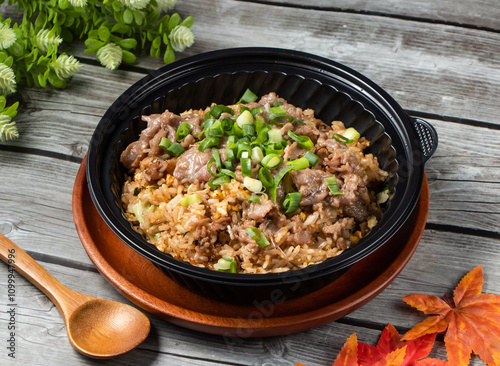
[0,233,80,314]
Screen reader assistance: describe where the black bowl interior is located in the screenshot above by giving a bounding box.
[87,48,426,291]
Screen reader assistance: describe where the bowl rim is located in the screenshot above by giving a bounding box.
[86,47,427,285]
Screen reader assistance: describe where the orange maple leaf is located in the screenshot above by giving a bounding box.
[402,265,500,366]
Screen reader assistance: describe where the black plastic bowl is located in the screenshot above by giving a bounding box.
[86,48,437,304]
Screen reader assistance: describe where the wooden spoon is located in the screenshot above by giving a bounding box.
[0,233,150,358]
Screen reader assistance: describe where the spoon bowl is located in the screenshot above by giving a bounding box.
[0,233,150,358]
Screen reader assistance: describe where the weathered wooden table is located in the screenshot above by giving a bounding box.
[1,1,499,365]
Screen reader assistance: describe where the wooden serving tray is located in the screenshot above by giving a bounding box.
[72,156,429,337]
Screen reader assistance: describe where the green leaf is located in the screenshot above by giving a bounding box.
[117,38,137,50]
[122,50,136,64]
[4,102,19,119]
[56,11,66,25]
[168,13,181,31]
[98,26,110,42]
[4,56,13,68]
[84,38,105,53]
[38,73,47,88]
[0,96,6,110]
[133,10,144,26]
[61,27,73,43]
[181,16,194,28]
[152,36,161,48]
[9,42,24,57]
[58,0,69,9]
[112,1,122,12]
[163,45,175,64]
[123,9,133,24]
[35,11,47,29]
[48,70,66,89]
[0,51,7,63]
[111,23,129,34]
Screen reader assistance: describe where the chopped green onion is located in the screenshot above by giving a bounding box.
[325,175,344,195]
[159,137,172,151]
[261,154,283,169]
[237,88,258,104]
[175,122,191,142]
[252,125,271,145]
[206,119,224,137]
[245,226,270,247]
[237,141,252,158]
[333,133,354,144]
[220,169,236,179]
[268,128,282,144]
[201,118,216,129]
[283,192,302,214]
[272,101,282,107]
[264,144,285,155]
[231,122,243,138]
[288,157,310,170]
[167,142,185,157]
[269,105,287,115]
[251,146,264,163]
[258,167,274,188]
[342,127,361,142]
[287,130,314,149]
[133,187,141,196]
[210,104,234,119]
[217,257,237,273]
[251,107,263,116]
[376,186,390,204]
[254,117,265,132]
[236,110,254,127]
[248,196,260,203]
[244,177,263,193]
[206,157,218,177]
[304,151,320,167]
[221,117,234,133]
[242,123,255,137]
[208,175,231,189]
[224,160,234,170]
[180,194,202,207]
[213,149,222,170]
[239,106,250,114]
[132,201,150,224]
[269,165,294,202]
[226,146,236,161]
[198,136,220,151]
[241,157,252,177]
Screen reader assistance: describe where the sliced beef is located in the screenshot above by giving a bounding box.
[173,146,213,185]
[283,142,305,162]
[143,158,176,183]
[291,168,332,206]
[287,215,313,246]
[244,200,274,221]
[294,123,321,144]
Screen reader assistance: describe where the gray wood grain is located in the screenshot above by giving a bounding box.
[261,0,500,30]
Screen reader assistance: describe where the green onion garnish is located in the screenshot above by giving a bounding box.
[268,128,282,144]
[251,107,263,116]
[242,123,255,137]
[248,196,260,204]
[289,156,310,170]
[252,125,271,145]
[167,142,185,157]
[325,175,344,195]
[220,169,236,179]
[217,257,237,273]
[342,127,361,142]
[258,167,274,188]
[333,134,354,144]
[236,110,254,128]
[159,137,172,151]
[243,177,263,193]
[231,122,243,138]
[133,187,141,196]
[198,136,220,151]
[175,122,191,142]
[376,186,390,204]
[206,119,224,137]
[287,130,314,149]
[221,117,234,133]
[254,117,265,132]
[251,146,264,163]
[261,154,283,169]
[283,192,302,214]
[212,149,222,170]
[208,175,231,189]
[180,194,202,207]
[237,88,258,104]
[303,151,320,167]
[210,104,234,119]
[237,141,252,158]
[245,226,271,247]
[224,160,234,170]
[272,101,282,107]
[241,157,252,177]
[269,165,294,202]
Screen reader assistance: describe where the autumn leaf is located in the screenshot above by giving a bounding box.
[333,333,359,366]
[402,265,500,366]
[358,324,440,366]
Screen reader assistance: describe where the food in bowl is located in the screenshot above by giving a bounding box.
[119,90,388,274]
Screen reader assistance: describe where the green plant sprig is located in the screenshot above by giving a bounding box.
[0,0,194,141]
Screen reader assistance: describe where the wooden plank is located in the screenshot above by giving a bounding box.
[263,0,500,30]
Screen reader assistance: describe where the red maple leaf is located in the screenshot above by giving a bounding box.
[358,324,444,366]
[402,265,500,366]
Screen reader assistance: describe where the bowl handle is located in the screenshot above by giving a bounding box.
[410,117,438,164]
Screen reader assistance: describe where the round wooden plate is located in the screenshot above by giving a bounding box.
[72,156,429,337]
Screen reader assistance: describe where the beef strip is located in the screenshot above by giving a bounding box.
[291,168,333,206]
[173,146,213,185]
